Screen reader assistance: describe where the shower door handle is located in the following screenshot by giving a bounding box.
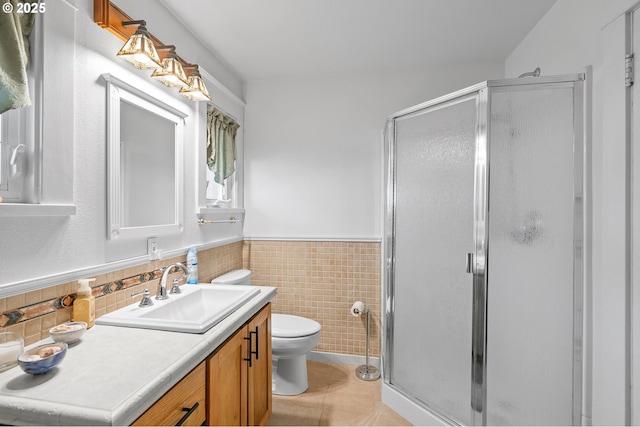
[466,253,474,274]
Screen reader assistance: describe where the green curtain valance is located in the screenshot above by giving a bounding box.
[207,105,239,185]
[0,0,37,114]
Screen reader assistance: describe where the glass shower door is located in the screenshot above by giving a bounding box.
[384,75,584,426]
[389,95,478,425]
[484,83,582,425]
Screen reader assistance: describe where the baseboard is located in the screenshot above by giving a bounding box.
[309,350,380,367]
[382,383,449,426]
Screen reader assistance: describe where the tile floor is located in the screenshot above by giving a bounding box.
[268,360,412,426]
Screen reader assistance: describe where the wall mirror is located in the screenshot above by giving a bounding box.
[102,73,187,240]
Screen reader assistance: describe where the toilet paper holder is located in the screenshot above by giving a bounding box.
[350,301,380,381]
[350,300,365,316]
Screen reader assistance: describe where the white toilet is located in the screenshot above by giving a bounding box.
[212,269,321,396]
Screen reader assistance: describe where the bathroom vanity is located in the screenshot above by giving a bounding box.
[0,286,276,426]
[133,303,271,426]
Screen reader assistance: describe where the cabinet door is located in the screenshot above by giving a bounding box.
[207,326,248,426]
[247,303,272,426]
[132,362,206,426]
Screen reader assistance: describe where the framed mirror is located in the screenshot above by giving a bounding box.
[102,73,187,240]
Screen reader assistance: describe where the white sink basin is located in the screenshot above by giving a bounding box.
[95,284,261,333]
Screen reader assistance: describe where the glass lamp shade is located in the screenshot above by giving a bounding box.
[179,72,211,101]
[117,33,161,70]
[151,55,188,87]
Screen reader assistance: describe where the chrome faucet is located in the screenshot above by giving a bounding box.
[157,262,188,300]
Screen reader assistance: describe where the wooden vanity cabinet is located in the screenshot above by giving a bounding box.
[246,304,272,426]
[207,325,248,425]
[130,303,272,426]
[132,362,206,426]
[207,303,272,426]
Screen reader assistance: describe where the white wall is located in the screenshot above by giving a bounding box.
[505,0,637,424]
[243,62,504,240]
[0,0,244,296]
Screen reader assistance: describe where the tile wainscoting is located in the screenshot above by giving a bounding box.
[0,239,382,361]
[0,242,244,345]
[244,240,381,358]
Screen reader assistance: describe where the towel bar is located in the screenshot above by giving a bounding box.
[197,217,241,226]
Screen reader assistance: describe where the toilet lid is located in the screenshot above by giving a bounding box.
[272,314,321,338]
[211,269,251,285]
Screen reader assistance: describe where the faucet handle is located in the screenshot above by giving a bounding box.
[132,289,154,308]
[170,278,184,294]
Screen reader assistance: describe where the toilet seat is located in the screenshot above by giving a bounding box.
[272,314,321,338]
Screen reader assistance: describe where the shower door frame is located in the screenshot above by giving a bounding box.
[383,74,585,426]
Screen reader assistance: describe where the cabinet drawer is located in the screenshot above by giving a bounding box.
[133,362,206,426]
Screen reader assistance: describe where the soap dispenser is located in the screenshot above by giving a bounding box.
[73,278,96,328]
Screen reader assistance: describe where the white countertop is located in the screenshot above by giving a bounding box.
[0,286,277,426]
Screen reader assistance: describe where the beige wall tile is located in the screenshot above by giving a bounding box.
[1,241,380,360]
[247,240,381,357]
[24,290,42,306]
[0,243,243,340]
[6,294,25,312]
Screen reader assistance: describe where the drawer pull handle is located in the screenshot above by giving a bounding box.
[176,402,199,426]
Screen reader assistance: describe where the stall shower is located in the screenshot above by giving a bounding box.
[382,74,585,426]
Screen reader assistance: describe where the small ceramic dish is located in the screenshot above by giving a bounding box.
[18,342,67,375]
[49,321,87,344]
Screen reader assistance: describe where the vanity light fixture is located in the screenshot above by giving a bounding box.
[116,20,162,70]
[95,0,211,102]
[150,46,189,88]
[180,65,212,101]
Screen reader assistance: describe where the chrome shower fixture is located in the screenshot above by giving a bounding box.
[519,67,541,78]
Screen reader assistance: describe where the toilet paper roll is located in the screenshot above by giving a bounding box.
[350,301,365,317]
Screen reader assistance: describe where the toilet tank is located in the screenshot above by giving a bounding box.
[211,269,252,285]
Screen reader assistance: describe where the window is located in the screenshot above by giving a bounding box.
[0,102,40,203]
[0,0,76,216]
[0,11,41,204]
[206,106,239,208]
[206,167,236,207]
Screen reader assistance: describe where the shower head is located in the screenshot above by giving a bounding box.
[519,67,541,78]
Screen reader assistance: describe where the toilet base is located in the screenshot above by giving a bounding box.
[272,355,309,395]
